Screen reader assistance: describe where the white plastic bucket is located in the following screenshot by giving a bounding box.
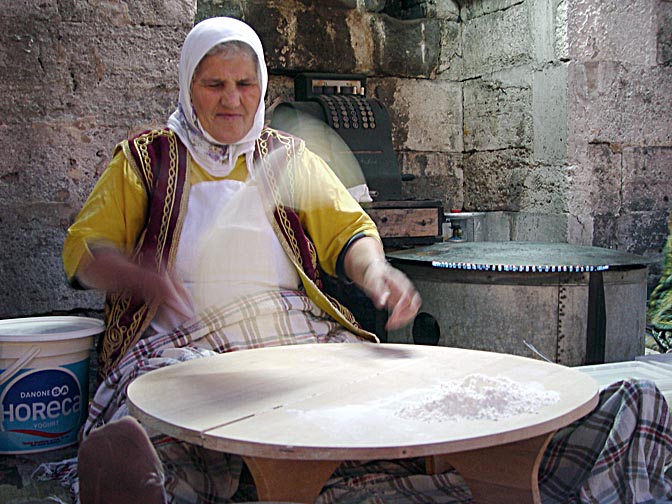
[0,316,103,454]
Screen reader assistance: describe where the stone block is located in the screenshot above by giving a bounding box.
[510,212,569,242]
[463,70,533,151]
[0,17,67,118]
[435,0,461,19]
[381,0,427,20]
[659,1,672,65]
[463,149,531,211]
[622,147,672,213]
[399,151,464,211]
[55,0,129,25]
[565,143,619,219]
[566,211,594,246]
[197,0,245,20]
[569,0,658,66]
[531,0,567,64]
[382,0,460,20]
[483,211,513,241]
[295,0,385,10]
[568,62,672,146]
[436,20,462,80]
[209,1,366,74]
[286,6,361,72]
[51,0,196,26]
[0,121,129,208]
[0,22,182,124]
[57,24,182,123]
[533,62,568,163]
[5,1,59,19]
[462,2,532,79]
[591,213,618,250]
[371,15,441,77]
[346,11,377,72]
[460,0,524,20]
[0,117,127,330]
[0,202,104,318]
[126,0,197,26]
[519,164,570,214]
[368,77,462,152]
[554,0,569,61]
[593,211,670,257]
[0,1,190,320]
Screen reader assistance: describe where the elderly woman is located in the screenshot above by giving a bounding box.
[64,18,419,379]
[63,16,672,504]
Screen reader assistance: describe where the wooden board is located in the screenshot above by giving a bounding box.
[127,343,598,460]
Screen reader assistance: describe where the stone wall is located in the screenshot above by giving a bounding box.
[0,0,196,318]
[0,0,669,319]
[459,0,572,241]
[567,0,672,287]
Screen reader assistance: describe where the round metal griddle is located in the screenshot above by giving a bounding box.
[386,241,651,272]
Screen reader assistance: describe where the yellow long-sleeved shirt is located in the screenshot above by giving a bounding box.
[63,143,380,285]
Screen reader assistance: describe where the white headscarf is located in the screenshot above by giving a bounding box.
[167,17,268,177]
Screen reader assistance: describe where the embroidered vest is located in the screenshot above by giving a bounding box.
[98,128,375,379]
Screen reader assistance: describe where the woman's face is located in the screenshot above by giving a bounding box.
[191,52,261,144]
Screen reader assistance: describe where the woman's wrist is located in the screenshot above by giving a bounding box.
[361,258,388,279]
[342,236,389,288]
[358,259,390,291]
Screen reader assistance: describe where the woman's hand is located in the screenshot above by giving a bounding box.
[343,237,422,330]
[360,259,422,330]
[76,247,194,322]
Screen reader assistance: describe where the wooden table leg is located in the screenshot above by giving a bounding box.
[426,432,554,504]
[243,456,341,503]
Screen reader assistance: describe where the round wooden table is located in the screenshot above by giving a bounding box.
[127,343,599,503]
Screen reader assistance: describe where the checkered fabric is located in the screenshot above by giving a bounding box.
[40,290,672,504]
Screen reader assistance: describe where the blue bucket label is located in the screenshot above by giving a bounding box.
[0,360,89,453]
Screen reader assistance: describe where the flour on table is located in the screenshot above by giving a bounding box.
[396,373,560,423]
